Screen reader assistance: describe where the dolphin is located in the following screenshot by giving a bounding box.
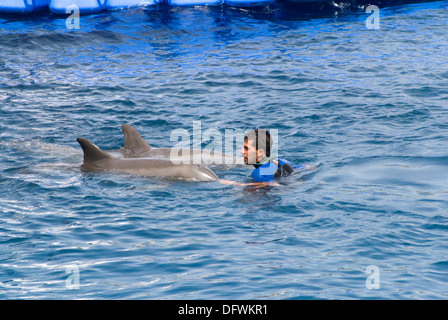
[118,124,244,166]
[77,137,219,182]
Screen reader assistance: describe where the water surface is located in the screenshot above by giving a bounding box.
[0,1,447,299]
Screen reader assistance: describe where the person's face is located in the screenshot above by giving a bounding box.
[240,139,265,165]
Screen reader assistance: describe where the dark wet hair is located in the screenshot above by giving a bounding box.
[244,129,272,157]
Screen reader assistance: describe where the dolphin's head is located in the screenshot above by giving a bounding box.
[192,164,219,182]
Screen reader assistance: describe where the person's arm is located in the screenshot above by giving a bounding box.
[219,179,279,187]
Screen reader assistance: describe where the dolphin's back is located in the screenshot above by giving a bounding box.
[76,136,218,181]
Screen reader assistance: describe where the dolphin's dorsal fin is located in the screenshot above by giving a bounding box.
[121,124,151,155]
[77,137,113,163]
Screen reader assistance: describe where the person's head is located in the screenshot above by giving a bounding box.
[241,129,273,165]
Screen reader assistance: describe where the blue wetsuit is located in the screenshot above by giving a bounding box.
[251,158,305,183]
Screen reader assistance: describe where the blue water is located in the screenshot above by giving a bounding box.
[1,1,447,299]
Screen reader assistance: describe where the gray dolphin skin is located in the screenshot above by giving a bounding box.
[77,137,219,182]
[119,124,244,165]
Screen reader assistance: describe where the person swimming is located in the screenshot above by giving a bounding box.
[220,129,313,186]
